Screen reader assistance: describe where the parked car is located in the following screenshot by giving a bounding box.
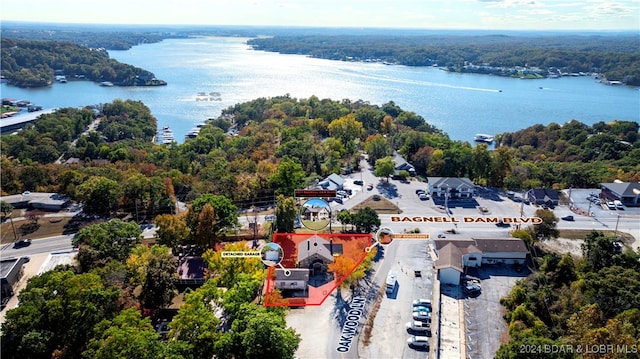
[407,335,430,349]
[419,193,429,200]
[614,200,624,210]
[415,189,425,195]
[367,183,374,190]
[412,299,432,308]
[354,180,363,185]
[412,305,431,313]
[561,215,574,221]
[464,283,482,295]
[412,311,431,321]
[372,194,381,201]
[406,321,431,333]
[13,239,32,248]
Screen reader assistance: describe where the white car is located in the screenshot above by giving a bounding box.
[407,335,430,349]
[406,321,431,332]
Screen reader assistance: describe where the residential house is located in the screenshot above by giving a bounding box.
[526,188,560,206]
[428,177,475,199]
[318,173,345,191]
[302,206,330,222]
[393,151,416,177]
[273,235,344,295]
[297,234,342,271]
[275,268,310,292]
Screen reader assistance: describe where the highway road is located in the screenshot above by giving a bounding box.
[1,234,74,260]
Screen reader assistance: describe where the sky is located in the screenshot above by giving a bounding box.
[1,0,639,31]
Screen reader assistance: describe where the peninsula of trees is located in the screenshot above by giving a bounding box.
[248,34,640,85]
[0,38,167,88]
[2,23,639,87]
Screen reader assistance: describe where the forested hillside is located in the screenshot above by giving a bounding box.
[248,34,640,85]
[0,38,167,87]
[497,230,640,358]
[1,96,638,215]
[495,120,640,189]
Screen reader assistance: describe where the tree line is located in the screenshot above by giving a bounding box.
[247,34,640,85]
[496,230,640,358]
[1,38,166,87]
[1,97,638,217]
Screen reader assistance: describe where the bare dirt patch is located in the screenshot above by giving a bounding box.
[537,237,583,257]
[351,196,401,214]
[558,229,634,244]
[536,229,635,257]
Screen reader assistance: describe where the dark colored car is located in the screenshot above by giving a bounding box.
[13,239,32,248]
[561,215,574,221]
[354,180,363,185]
[465,284,481,295]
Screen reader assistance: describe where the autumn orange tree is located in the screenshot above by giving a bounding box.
[328,256,356,285]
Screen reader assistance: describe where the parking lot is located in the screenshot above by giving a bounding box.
[360,240,434,359]
[463,265,529,359]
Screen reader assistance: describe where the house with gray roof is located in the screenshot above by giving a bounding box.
[433,237,528,284]
[428,177,475,199]
[297,234,342,269]
[601,181,640,207]
[0,192,71,211]
[526,188,560,206]
[318,173,345,191]
[392,151,416,177]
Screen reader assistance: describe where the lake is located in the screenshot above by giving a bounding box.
[2,36,639,143]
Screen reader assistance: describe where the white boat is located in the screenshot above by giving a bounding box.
[160,126,175,144]
[474,134,494,143]
[185,127,201,140]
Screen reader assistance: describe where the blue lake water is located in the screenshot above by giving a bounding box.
[2,36,638,143]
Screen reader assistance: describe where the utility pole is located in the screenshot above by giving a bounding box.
[9,215,19,241]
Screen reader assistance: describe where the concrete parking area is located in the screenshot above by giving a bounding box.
[437,284,464,359]
[463,266,528,359]
[359,240,434,359]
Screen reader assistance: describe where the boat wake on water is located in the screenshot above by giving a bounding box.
[338,68,501,92]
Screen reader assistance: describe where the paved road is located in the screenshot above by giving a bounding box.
[1,234,74,259]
